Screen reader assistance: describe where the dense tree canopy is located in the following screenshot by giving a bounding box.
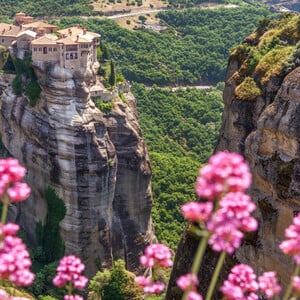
[0,0,94,17]
[132,84,224,248]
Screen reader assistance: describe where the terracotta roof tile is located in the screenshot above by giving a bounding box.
[22,21,57,29]
[31,34,58,45]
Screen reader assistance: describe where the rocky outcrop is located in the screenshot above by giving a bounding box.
[0,60,154,276]
[167,15,300,299]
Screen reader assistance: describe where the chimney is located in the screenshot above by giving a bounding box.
[76,35,79,42]
[77,24,82,29]
[2,29,5,34]
[68,28,72,36]
[9,26,12,30]
[83,28,87,35]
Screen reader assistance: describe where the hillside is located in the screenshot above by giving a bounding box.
[56,6,271,85]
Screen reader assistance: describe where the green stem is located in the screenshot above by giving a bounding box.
[283,264,300,300]
[205,251,227,300]
[1,194,9,224]
[66,282,73,296]
[182,232,209,300]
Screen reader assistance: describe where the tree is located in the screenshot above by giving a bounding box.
[138,15,147,25]
[109,60,116,87]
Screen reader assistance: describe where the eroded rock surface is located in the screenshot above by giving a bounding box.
[0,61,154,275]
[167,46,300,299]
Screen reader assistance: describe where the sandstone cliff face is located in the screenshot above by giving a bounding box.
[0,60,154,275]
[167,16,300,299]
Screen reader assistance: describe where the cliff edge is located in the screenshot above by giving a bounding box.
[0,58,155,275]
[167,12,300,298]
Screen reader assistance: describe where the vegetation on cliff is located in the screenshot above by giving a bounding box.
[229,12,300,101]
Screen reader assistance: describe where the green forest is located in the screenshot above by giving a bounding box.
[0,0,95,17]
[56,5,271,85]
[131,84,224,248]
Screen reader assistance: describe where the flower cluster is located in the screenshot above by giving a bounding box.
[140,243,173,268]
[258,271,281,298]
[207,192,258,254]
[0,158,30,202]
[135,275,165,294]
[195,151,251,200]
[135,243,173,295]
[221,265,281,299]
[279,212,300,264]
[182,152,257,255]
[53,255,88,290]
[0,222,34,286]
[176,273,203,299]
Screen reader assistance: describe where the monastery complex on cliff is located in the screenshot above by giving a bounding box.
[0,12,100,70]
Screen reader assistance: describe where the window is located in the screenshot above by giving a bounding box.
[1,39,4,43]
[49,48,52,52]
[53,48,57,52]
[33,48,37,51]
[39,48,42,51]
[74,53,78,59]
[43,47,47,54]
[70,53,73,59]
[66,53,69,60]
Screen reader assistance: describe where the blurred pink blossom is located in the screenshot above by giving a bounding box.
[176,273,199,291]
[135,275,165,294]
[220,264,258,300]
[0,223,34,286]
[64,295,83,300]
[280,212,300,264]
[187,291,203,300]
[140,243,173,268]
[293,276,300,293]
[53,255,88,289]
[195,151,251,201]
[258,271,281,298]
[7,182,31,202]
[181,202,213,223]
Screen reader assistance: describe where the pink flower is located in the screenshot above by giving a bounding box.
[0,158,26,182]
[64,295,83,300]
[207,192,257,254]
[144,281,165,294]
[258,271,281,298]
[0,289,9,300]
[280,213,300,264]
[176,273,199,291]
[53,255,88,290]
[208,223,244,254]
[220,264,258,300]
[181,202,213,223]
[187,291,203,300]
[135,275,151,287]
[0,224,34,286]
[140,243,173,268]
[135,276,165,294]
[195,152,251,201]
[7,182,31,202]
[0,158,30,202]
[293,276,300,293]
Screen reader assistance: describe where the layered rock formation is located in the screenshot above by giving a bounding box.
[166,13,300,299]
[0,59,154,275]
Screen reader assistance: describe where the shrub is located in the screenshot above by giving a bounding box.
[94,98,113,113]
[234,76,261,101]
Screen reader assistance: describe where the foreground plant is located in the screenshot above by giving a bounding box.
[135,243,173,296]
[53,255,88,300]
